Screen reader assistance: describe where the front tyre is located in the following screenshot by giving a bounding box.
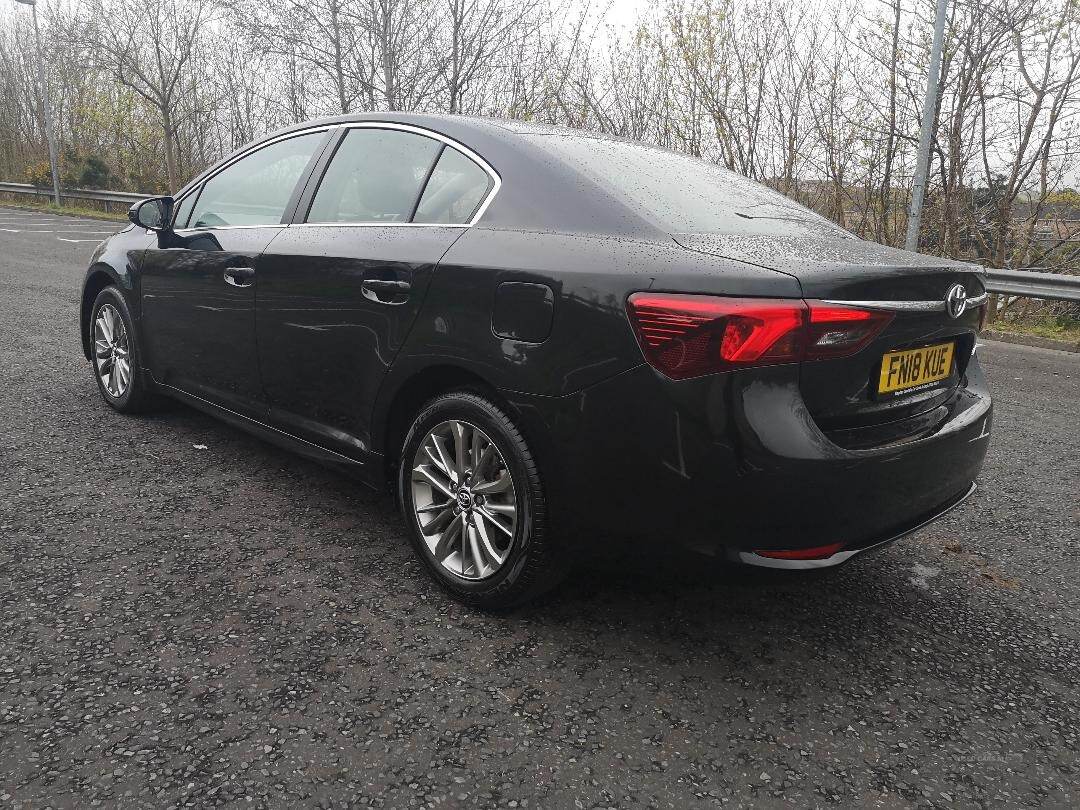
[90,286,156,413]
[398,391,562,609]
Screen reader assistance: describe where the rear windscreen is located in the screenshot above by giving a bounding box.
[527,134,846,237]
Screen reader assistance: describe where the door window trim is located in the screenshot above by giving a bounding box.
[292,121,502,229]
[172,127,334,234]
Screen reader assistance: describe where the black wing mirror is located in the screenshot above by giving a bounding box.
[128,196,174,231]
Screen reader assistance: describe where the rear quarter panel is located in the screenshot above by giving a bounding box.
[370,227,802,451]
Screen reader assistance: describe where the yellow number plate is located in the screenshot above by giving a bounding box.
[878,342,955,395]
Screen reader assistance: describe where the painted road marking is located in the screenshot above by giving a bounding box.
[0,229,115,234]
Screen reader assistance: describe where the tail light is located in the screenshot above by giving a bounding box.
[626,293,892,380]
[803,304,893,359]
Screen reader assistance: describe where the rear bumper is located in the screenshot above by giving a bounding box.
[734,481,977,568]
[505,348,991,556]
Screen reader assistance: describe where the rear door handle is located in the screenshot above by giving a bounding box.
[361,278,411,304]
[224,266,256,287]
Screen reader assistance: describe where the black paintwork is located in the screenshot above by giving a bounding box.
[80,113,992,557]
[492,282,555,342]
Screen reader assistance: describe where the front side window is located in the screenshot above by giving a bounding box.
[172,191,197,229]
[307,129,443,224]
[188,132,325,228]
[413,147,493,224]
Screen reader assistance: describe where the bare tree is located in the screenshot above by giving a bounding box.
[75,0,214,187]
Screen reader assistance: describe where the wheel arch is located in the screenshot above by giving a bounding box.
[80,266,122,360]
[378,364,510,490]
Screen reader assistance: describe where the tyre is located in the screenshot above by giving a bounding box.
[398,390,563,609]
[89,286,157,413]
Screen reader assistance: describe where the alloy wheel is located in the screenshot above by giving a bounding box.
[410,419,519,580]
[93,303,131,398]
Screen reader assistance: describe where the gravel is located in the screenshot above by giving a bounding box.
[1,208,1078,807]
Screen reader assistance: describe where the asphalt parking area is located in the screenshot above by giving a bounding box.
[0,207,121,244]
[1,209,1078,807]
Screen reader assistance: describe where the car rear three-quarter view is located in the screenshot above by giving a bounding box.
[78,114,992,608]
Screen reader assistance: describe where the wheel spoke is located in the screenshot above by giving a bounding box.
[474,443,497,482]
[429,433,456,483]
[415,500,451,514]
[420,506,455,537]
[94,338,111,358]
[432,513,463,561]
[116,358,131,389]
[105,307,118,341]
[477,507,514,539]
[472,472,510,495]
[96,313,112,344]
[470,429,484,473]
[451,421,468,480]
[423,444,452,478]
[473,515,505,567]
[467,522,487,576]
[411,464,454,499]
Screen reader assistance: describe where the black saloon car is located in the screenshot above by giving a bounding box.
[80,114,992,607]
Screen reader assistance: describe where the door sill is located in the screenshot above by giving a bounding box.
[158,382,382,485]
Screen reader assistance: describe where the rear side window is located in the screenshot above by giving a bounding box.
[307,129,442,224]
[188,132,324,228]
[413,147,493,224]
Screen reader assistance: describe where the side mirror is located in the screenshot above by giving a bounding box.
[128,196,174,231]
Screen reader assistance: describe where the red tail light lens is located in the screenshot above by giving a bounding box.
[626,294,892,380]
[804,304,893,359]
[627,294,805,380]
[754,542,846,560]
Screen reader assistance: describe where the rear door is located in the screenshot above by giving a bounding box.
[255,124,497,458]
[140,130,329,417]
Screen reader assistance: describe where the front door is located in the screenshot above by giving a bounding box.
[140,130,329,418]
[255,125,497,457]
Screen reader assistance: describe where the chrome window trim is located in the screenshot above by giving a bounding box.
[174,223,291,233]
[290,222,470,229]
[300,121,502,228]
[173,126,332,234]
[172,122,500,234]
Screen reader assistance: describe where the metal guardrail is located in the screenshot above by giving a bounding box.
[985,269,1080,303]
[1,178,1080,304]
[0,181,145,209]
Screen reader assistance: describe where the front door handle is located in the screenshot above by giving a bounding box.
[361,278,411,304]
[224,266,256,287]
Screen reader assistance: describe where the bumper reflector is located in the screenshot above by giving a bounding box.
[754,542,846,560]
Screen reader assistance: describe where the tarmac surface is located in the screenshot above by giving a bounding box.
[1,207,1078,807]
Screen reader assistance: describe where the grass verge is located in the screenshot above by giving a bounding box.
[0,198,128,222]
[989,316,1080,345]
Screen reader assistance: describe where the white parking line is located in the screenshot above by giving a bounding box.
[58,237,104,243]
[0,228,115,234]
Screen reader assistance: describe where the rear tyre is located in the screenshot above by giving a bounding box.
[90,286,157,413]
[398,390,563,609]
